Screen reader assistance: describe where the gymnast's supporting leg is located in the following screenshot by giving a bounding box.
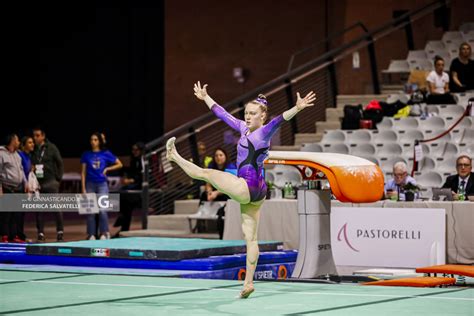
[166,137,250,204]
[240,201,263,298]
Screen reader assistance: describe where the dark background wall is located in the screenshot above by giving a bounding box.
[3,1,164,158]
[164,0,328,131]
[2,0,472,160]
[165,0,473,130]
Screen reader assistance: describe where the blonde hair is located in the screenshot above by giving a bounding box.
[247,94,268,121]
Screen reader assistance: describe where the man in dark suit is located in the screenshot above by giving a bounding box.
[442,155,473,200]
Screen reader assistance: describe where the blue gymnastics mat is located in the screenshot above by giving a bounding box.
[26,237,284,260]
[1,241,296,280]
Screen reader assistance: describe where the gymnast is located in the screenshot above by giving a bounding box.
[166,81,315,298]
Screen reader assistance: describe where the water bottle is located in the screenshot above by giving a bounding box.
[288,182,295,199]
[458,183,465,201]
[283,182,289,199]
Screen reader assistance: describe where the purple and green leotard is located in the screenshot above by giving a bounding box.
[211,103,284,202]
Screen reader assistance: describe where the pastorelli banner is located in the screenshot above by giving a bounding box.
[331,207,446,268]
[0,193,120,213]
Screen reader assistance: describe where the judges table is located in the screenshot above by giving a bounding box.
[223,199,474,264]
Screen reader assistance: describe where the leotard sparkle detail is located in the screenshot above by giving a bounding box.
[211,103,284,202]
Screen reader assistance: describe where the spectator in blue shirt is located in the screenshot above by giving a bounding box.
[13,136,36,242]
[19,136,34,179]
[81,132,122,240]
[384,161,417,201]
[198,147,236,239]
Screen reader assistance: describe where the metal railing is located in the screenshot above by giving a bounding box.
[139,0,449,228]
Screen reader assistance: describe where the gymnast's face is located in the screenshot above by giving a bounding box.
[244,103,265,131]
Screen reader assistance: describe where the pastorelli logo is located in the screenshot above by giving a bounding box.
[337,223,422,252]
[337,223,359,252]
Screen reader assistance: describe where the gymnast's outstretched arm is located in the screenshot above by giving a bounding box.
[282,91,316,121]
[194,81,243,132]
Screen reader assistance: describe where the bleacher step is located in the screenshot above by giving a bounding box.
[148,214,192,233]
[315,121,341,134]
[174,200,200,215]
[326,107,344,120]
[294,133,322,145]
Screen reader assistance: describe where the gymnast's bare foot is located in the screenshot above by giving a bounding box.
[166,137,177,162]
[239,285,255,299]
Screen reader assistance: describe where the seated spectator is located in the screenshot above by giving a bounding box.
[191,141,213,198]
[199,147,236,239]
[442,155,473,200]
[384,162,417,201]
[197,141,212,168]
[427,56,450,95]
[426,56,456,104]
[200,147,237,203]
[449,42,474,93]
[113,142,145,237]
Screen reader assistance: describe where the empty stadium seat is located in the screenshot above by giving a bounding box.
[407,50,427,62]
[272,165,303,187]
[322,143,350,154]
[463,30,474,44]
[459,116,473,128]
[423,129,452,142]
[345,129,372,143]
[401,143,429,158]
[418,157,437,171]
[429,142,458,157]
[445,42,461,55]
[385,60,409,73]
[433,104,465,118]
[458,128,474,143]
[408,58,433,71]
[386,94,410,104]
[425,40,445,53]
[376,143,403,156]
[424,40,447,63]
[320,130,346,143]
[458,143,474,155]
[441,31,464,45]
[393,117,419,130]
[419,116,446,130]
[415,171,444,189]
[436,157,458,175]
[371,130,398,142]
[454,92,474,106]
[376,117,394,130]
[398,130,424,143]
[300,143,323,152]
[349,143,376,156]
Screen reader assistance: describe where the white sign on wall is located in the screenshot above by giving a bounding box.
[331,207,446,268]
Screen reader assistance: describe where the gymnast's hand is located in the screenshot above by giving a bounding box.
[295,91,316,111]
[194,81,209,100]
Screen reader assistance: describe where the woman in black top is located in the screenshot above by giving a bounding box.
[449,42,474,92]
